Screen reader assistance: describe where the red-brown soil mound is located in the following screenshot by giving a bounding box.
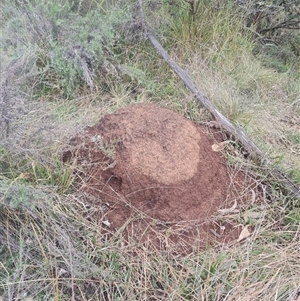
[64,103,248,251]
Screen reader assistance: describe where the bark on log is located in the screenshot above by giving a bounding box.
[138,0,300,197]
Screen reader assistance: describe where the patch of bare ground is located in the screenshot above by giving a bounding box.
[64,103,253,252]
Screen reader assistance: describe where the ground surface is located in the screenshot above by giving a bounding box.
[64,103,249,250]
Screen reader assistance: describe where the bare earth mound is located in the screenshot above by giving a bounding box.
[64,103,247,250]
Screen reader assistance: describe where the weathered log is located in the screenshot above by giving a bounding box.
[138,0,300,197]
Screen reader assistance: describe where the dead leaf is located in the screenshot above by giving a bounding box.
[212,140,230,152]
[250,189,256,205]
[237,225,251,242]
[212,141,226,152]
[218,200,238,215]
[243,210,264,221]
[102,220,111,227]
[17,172,31,179]
[58,268,68,277]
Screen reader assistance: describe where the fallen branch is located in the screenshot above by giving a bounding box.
[137,0,300,197]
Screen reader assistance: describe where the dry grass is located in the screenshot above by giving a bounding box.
[0,176,299,300]
[183,52,300,180]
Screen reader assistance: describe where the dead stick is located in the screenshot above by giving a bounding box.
[138,0,300,197]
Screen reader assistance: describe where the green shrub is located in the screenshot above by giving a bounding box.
[1,0,129,98]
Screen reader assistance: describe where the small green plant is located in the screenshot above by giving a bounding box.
[284,209,300,230]
[30,159,74,193]
[0,147,73,194]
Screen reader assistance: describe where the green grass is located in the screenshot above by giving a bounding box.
[1,0,300,300]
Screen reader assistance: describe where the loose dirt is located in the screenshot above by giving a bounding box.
[64,103,249,251]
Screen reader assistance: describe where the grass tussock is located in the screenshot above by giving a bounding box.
[1,0,300,300]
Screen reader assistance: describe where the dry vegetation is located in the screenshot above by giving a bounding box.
[0,0,300,300]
